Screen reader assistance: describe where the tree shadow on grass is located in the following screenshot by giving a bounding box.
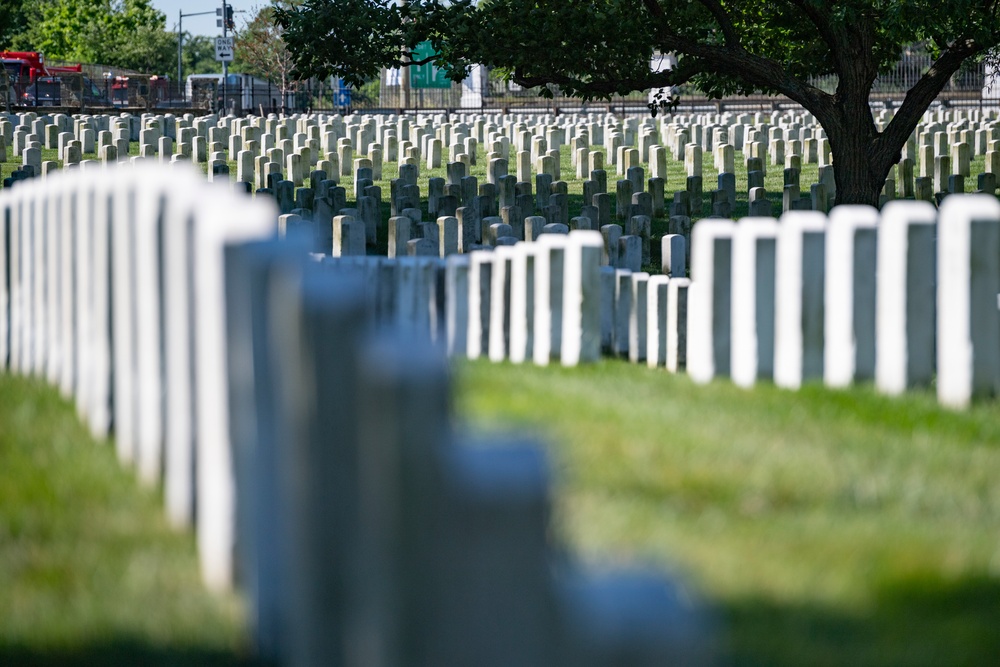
[0,642,276,667]
[2,573,996,666]
[723,572,1000,667]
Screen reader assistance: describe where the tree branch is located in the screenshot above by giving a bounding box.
[513,56,707,97]
[635,2,834,117]
[639,0,666,22]
[671,40,835,116]
[783,0,841,67]
[693,0,741,47]
[513,37,837,125]
[876,39,984,170]
[396,54,436,67]
[643,0,740,48]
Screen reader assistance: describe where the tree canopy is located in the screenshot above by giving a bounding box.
[275,0,1000,206]
[0,0,31,51]
[10,0,176,74]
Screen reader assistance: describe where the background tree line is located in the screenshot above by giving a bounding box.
[0,0,222,76]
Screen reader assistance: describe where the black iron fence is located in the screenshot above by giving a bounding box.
[313,52,992,114]
[5,51,994,114]
[5,75,303,114]
[6,73,178,112]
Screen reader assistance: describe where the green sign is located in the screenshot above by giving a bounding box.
[410,41,452,89]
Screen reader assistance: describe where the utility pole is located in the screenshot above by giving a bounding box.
[221,0,230,112]
[177,8,215,102]
[401,0,410,109]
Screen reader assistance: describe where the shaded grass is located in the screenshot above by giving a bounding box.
[0,374,262,666]
[455,359,1000,666]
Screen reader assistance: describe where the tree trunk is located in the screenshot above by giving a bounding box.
[826,118,885,208]
[797,23,974,208]
[817,70,891,208]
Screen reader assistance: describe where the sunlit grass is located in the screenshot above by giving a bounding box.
[455,358,1000,666]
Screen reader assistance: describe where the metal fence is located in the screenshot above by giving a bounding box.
[330,51,992,114]
[6,51,994,114]
[808,51,986,95]
[8,73,175,111]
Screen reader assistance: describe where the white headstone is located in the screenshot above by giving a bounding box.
[666,277,690,373]
[875,200,936,395]
[824,205,878,388]
[561,230,602,366]
[730,217,779,388]
[937,194,1000,407]
[688,219,735,384]
[489,245,515,362]
[646,275,670,368]
[467,250,493,360]
[774,211,826,390]
[533,234,567,366]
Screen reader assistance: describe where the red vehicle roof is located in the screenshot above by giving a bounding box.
[1,51,81,75]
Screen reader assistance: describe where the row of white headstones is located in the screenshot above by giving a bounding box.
[315,228,690,373]
[7,106,1000,194]
[0,161,713,666]
[322,192,1000,412]
[687,197,1000,409]
[0,162,270,590]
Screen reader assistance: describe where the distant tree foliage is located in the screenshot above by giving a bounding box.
[275,0,1000,206]
[13,0,176,74]
[233,3,301,108]
[183,35,224,76]
[0,0,31,51]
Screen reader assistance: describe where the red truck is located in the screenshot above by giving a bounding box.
[1,51,107,107]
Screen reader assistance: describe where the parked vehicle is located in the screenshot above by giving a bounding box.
[19,74,109,107]
[19,76,60,106]
[2,51,82,100]
[1,51,115,107]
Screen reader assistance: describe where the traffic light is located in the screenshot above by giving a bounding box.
[216,4,235,30]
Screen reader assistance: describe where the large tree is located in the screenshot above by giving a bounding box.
[275,0,1000,206]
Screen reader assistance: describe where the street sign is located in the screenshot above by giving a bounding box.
[215,36,235,62]
[409,41,451,89]
[336,87,352,107]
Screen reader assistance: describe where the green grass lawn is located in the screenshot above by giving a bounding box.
[2,351,1000,666]
[455,359,1000,667]
[0,374,260,666]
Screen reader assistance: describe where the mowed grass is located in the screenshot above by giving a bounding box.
[0,373,260,666]
[455,358,1000,667]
